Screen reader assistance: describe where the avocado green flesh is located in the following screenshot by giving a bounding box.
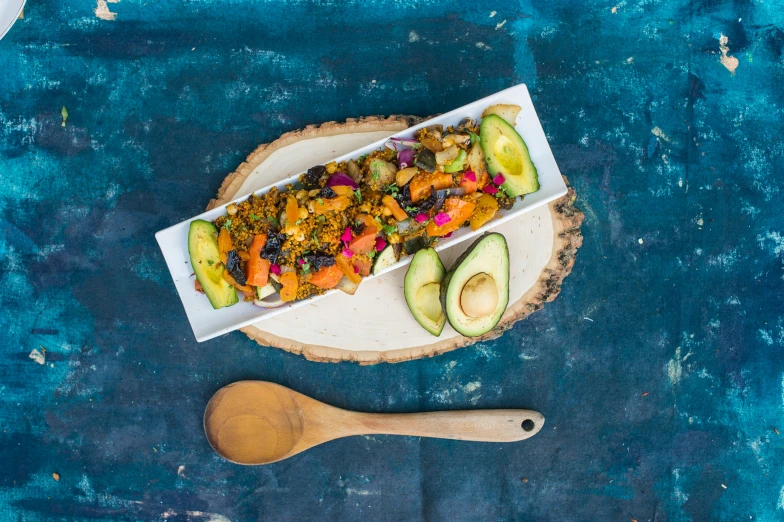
[441,233,509,337]
[188,220,238,309]
[404,248,447,336]
[479,114,539,197]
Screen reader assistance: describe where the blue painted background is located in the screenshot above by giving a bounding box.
[1,0,784,520]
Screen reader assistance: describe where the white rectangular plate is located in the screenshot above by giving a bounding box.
[156,84,567,342]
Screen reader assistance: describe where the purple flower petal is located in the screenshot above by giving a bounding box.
[341,227,353,242]
[270,264,281,275]
[483,185,498,195]
[415,213,429,223]
[342,247,354,258]
[375,237,387,252]
[492,173,505,186]
[463,171,476,182]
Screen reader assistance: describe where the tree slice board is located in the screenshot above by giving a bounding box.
[208,116,583,364]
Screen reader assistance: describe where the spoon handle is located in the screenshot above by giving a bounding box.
[345,409,544,442]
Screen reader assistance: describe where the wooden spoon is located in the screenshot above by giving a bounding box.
[204,381,544,465]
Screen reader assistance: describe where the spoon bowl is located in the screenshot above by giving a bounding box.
[204,381,544,465]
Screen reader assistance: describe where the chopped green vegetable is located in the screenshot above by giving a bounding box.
[383,224,397,235]
[354,189,362,203]
[267,216,279,225]
[468,131,479,145]
[61,106,68,127]
[317,198,324,205]
[316,215,326,222]
[250,214,260,221]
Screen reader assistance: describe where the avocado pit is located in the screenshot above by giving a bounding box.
[460,273,498,318]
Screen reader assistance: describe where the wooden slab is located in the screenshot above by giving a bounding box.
[208,115,583,364]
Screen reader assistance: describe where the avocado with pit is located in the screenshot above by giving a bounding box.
[479,114,539,197]
[441,233,509,337]
[404,248,447,336]
[188,220,238,309]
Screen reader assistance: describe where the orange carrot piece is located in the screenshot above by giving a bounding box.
[309,264,344,289]
[246,234,270,287]
[312,195,351,215]
[285,196,299,227]
[217,227,233,265]
[382,195,409,221]
[458,174,478,195]
[410,171,453,202]
[352,255,373,277]
[426,197,476,237]
[280,272,298,302]
[336,254,362,284]
[348,230,377,254]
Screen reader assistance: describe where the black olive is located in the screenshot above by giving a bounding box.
[304,252,336,272]
[260,231,285,265]
[318,186,338,199]
[303,165,327,189]
[226,250,247,286]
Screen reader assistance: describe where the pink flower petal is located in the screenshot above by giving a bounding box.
[342,247,354,259]
[493,173,505,186]
[341,227,353,242]
[463,171,476,182]
[375,237,387,252]
[270,264,281,275]
[297,258,305,266]
[415,213,429,223]
[354,265,360,274]
[434,212,451,227]
[483,185,498,195]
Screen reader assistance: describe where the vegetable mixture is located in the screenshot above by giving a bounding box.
[189,103,539,309]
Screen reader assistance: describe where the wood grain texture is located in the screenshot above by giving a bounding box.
[211,118,583,364]
[204,381,543,465]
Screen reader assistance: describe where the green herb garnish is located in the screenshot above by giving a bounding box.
[267,216,279,225]
[368,250,376,259]
[317,198,324,205]
[383,224,397,235]
[207,260,214,266]
[316,215,326,222]
[61,106,68,127]
[311,230,320,246]
[468,131,479,145]
[250,214,260,221]
[222,219,232,230]
[354,189,362,203]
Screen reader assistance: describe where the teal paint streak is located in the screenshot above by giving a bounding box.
[0,0,783,520]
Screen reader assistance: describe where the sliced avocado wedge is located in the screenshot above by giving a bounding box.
[188,220,238,309]
[479,114,539,197]
[404,248,447,336]
[441,233,509,337]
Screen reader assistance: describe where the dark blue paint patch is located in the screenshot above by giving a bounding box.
[1,0,784,521]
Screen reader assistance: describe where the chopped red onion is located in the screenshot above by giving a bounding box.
[327,172,358,190]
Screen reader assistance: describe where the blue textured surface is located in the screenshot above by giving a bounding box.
[2,0,784,520]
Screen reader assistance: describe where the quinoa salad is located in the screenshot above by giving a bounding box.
[187,104,540,310]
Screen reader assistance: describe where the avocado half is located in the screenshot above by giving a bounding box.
[441,233,509,337]
[479,114,539,197]
[189,220,238,309]
[404,248,447,336]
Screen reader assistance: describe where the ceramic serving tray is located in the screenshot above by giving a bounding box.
[156,84,567,342]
